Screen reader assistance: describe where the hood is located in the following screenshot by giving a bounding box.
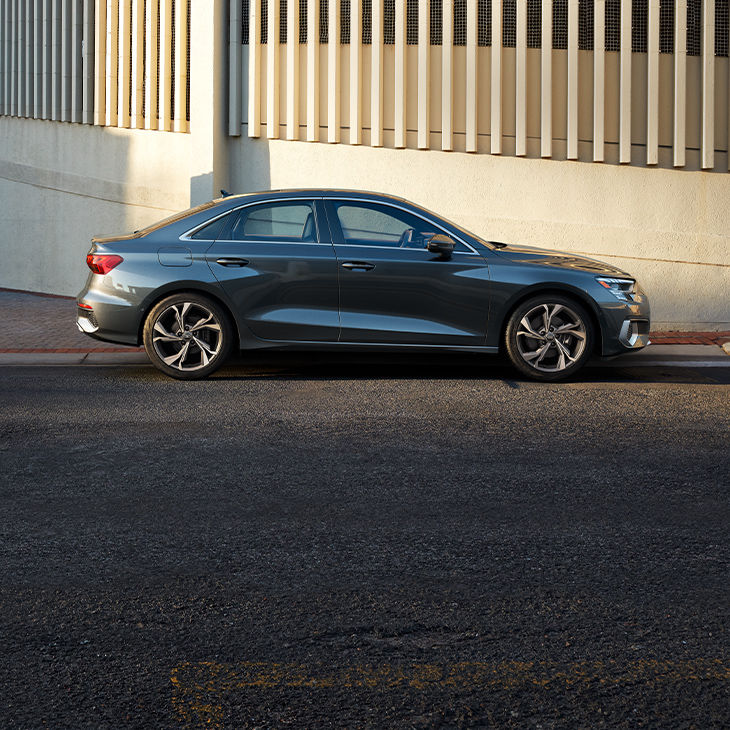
[493,243,631,277]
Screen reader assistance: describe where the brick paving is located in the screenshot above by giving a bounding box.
[0,289,143,353]
[0,288,728,354]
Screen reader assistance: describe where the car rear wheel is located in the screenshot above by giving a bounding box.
[504,295,594,381]
[143,293,233,380]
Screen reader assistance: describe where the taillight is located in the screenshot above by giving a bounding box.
[77,302,93,310]
[87,254,123,274]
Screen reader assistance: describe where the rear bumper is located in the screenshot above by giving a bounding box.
[76,288,143,346]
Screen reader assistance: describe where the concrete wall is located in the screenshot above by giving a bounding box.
[228,135,730,331]
[0,116,191,295]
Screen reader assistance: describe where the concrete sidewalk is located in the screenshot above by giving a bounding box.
[1,287,728,368]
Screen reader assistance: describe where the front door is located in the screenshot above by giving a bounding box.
[324,199,490,346]
[205,199,340,342]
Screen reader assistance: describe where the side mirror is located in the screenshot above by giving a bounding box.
[427,234,455,259]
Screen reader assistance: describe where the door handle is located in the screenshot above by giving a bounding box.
[215,257,250,267]
[341,262,375,271]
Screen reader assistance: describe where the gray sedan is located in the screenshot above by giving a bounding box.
[76,190,650,380]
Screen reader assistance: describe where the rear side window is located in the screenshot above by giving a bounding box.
[224,203,317,242]
[190,212,235,240]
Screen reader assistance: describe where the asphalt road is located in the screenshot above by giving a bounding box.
[0,355,729,728]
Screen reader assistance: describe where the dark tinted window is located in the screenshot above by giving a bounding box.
[226,202,317,242]
[190,212,234,240]
[333,201,468,251]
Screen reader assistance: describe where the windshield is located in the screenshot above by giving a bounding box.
[408,203,503,250]
[135,201,218,236]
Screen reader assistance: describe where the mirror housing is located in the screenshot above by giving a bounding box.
[427,234,455,259]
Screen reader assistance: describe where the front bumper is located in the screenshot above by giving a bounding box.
[599,290,651,357]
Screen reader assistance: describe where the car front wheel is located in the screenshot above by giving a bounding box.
[142,293,233,380]
[504,295,594,381]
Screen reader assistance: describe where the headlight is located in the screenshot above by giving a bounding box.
[596,277,637,302]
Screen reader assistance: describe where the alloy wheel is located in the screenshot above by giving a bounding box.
[151,302,223,372]
[515,303,587,373]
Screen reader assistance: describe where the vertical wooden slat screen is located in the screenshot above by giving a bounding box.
[116,0,129,126]
[145,0,158,129]
[82,0,93,123]
[25,0,32,117]
[491,0,502,153]
[646,0,659,164]
[130,0,142,127]
[465,0,477,152]
[674,0,686,166]
[350,0,361,144]
[371,0,383,146]
[593,0,605,162]
[286,0,299,140]
[515,0,527,157]
[247,0,260,136]
[173,0,187,132]
[265,0,278,138]
[566,0,578,159]
[540,0,551,157]
[619,0,631,163]
[228,0,241,135]
[328,0,339,142]
[394,0,406,148]
[417,0,429,149]
[441,0,453,151]
[71,0,81,122]
[701,0,715,168]
[0,0,5,115]
[306,0,318,141]
[34,0,42,115]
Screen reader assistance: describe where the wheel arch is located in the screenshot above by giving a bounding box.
[496,284,604,355]
[136,284,242,347]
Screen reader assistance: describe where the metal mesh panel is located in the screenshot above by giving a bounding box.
[527,0,541,48]
[632,0,647,52]
[341,0,350,43]
[478,0,491,46]
[319,0,328,42]
[280,0,288,42]
[242,0,250,44]
[553,0,568,49]
[261,0,268,42]
[299,0,308,41]
[384,0,395,43]
[363,0,372,42]
[454,0,466,45]
[716,0,728,56]
[503,0,516,46]
[659,0,673,53]
[578,0,593,49]
[431,0,443,44]
[687,0,700,55]
[606,0,620,50]
[406,0,418,44]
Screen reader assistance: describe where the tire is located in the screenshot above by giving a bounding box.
[504,294,594,381]
[142,293,234,380]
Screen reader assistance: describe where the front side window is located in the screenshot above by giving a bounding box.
[333,201,467,251]
[226,203,317,242]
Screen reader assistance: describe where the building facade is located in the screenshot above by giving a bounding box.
[1,0,728,329]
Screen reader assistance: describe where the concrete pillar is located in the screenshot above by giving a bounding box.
[189,0,228,205]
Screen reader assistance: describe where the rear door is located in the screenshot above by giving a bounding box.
[204,199,340,342]
[324,198,490,346]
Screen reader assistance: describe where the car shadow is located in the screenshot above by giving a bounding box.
[193,351,728,386]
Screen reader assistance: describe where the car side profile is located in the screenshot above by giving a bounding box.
[77,190,650,381]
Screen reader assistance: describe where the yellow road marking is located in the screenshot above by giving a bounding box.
[170,658,729,725]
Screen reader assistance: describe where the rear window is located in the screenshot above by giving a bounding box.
[135,201,218,236]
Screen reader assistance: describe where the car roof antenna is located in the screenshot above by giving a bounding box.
[220,189,232,197]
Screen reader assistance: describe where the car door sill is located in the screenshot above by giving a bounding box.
[244,340,498,353]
